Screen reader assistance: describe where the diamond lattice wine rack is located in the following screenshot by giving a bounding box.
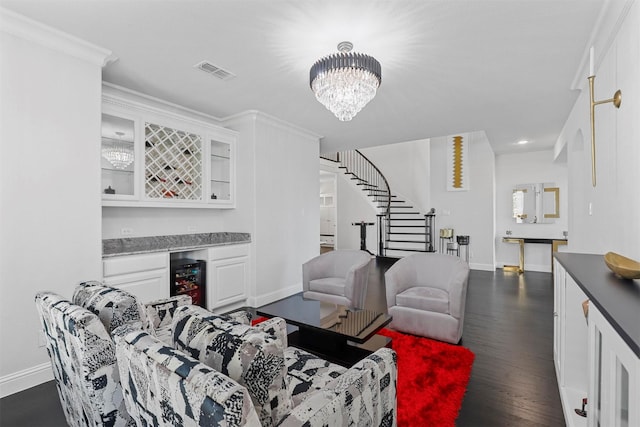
[144,122,203,200]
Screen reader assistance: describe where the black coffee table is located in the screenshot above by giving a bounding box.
[257,292,392,367]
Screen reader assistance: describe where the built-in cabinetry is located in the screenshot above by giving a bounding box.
[554,253,639,427]
[102,242,250,310]
[103,252,170,303]
[207,244,250,309]
[101,93,236,208]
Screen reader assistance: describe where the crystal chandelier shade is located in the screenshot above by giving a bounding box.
[310,42,381,121]
[102,132,134,169]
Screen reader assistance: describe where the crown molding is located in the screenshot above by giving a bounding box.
[222,110,323,141]
[102,83,233,137]
[0,7,116,67]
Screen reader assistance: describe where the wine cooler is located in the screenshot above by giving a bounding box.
[170,258,206,307]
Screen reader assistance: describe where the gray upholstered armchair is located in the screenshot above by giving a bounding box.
[302,250,372,309]
[385,253,470,344]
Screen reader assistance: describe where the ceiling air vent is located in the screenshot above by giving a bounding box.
[193,61,236,81]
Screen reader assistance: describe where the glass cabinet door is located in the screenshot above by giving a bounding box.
[209,139,231,202]
[101,114,136,198]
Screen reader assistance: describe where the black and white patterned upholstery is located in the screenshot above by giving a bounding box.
[73,281,194,345]
[142,295,192,343]
[283,347,347,406]
[114,329,261,426]
[172,305,292,427]
[34,292,133,427]
[278,347,398,426]
[72,281,142,336]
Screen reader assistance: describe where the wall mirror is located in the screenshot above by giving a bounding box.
[512,183,559,224]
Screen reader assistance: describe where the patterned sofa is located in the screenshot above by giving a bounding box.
[163,305,398,426]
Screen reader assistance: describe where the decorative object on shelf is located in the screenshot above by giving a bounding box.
[603,251,640,280]
[439,228,454,254]
[309,41,381,121]
[102,131,134,169]
[210,193,217,200]
[446,134,469,191]
[587,46,622,187]
[104,186,115,195]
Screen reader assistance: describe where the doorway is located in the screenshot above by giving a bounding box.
[319,170,337,253]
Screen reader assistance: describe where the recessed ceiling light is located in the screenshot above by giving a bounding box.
[516,140,529,145]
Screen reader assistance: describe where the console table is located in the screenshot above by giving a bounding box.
[502,237,567,274]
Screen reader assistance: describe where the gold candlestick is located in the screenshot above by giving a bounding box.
[588,75,622,187]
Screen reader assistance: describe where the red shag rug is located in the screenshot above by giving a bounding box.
[378,328,474,426]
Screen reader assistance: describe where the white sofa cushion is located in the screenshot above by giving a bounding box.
[309,277,346,296]
[396,286,449,314]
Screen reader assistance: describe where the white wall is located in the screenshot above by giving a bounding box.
[0,11,109,396]
[495,150,568,272]
[103,207,227,238]
[556,1,640,259]
[223,112,320,306]
[361,139,431,213]
[430,132,496,270]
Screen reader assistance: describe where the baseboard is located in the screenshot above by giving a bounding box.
[0,362,53,398]
[247,283,302,308]
[469,262,495,271]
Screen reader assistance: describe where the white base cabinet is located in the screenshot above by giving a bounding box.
[554,256,640,427]
[103,252,170,303]
[207,244,250,309]
[588,303,639,427]
[103,244,251,310]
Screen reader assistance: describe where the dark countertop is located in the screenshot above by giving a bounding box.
[103,232,251,257]
[504,237,567,244]
[555,252,640,357]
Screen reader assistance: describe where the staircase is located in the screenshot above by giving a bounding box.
[329,150,435,257]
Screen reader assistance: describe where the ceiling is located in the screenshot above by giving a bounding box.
[3,0,604,155]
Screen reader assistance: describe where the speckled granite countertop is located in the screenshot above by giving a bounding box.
[103,232,251,257]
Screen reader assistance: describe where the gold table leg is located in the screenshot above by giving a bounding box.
[503,238,524,274]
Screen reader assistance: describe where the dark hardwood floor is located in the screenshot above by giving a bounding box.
[0,257,565,426]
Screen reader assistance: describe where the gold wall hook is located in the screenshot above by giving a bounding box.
[589,75,622,187]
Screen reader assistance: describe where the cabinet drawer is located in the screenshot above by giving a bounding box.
[208,244,250,261]
[103,252,169,277]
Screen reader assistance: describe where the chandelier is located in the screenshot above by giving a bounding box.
[310,41,382,121]
[102,131,134,169]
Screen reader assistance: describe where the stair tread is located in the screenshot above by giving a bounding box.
[388,225,426,228]
[384,248,435,253]
[387,232,428,235]
[386,239,427,243]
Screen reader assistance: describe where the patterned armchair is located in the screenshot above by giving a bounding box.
[34,292,133,427]
[279,347,397,426]
[171,305,398,427]
[35,282,194,426]
[114,329,261,426]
